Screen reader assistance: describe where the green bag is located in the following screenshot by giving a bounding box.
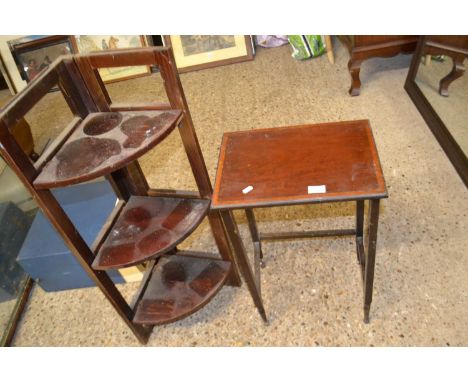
[288,35,325,60]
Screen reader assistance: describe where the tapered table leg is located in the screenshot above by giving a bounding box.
[220,210,267,322]
[245,208,265,268]
[356,200,365,265]
[363,199,380,323]
[207,210,242,287]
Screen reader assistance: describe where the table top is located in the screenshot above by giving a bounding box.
[212,120,387,209]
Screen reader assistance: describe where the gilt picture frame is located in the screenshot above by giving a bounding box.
[70,35,151,83]
[163,35,254,73]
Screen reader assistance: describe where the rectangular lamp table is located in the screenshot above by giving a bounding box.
[211,120,387,323]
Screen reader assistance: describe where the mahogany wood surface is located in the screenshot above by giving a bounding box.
[212,120,387,209]
[133,253,230,325]
[427,36,468,53]
[33,117,81,172]
[33,110,182,189]
[93,196,210,270]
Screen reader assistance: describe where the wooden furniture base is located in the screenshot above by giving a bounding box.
[423,36,468,97]
[339,36,418,96]
[242,199,380,323]
[212,120,388,323]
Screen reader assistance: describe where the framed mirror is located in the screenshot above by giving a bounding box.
[405,36,468,186]
[0,155,35,346]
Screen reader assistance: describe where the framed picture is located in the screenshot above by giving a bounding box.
[9,35,74,83]
[163,35,254,73]
[70,35,150,83]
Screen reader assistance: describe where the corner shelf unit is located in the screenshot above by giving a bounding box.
[0,47,242,344]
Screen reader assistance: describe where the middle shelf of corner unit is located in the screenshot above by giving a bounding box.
[92,195,210,270]
[33,109,183,190]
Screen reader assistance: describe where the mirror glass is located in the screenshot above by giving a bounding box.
[415,36,468,156]
[0,154,36,345]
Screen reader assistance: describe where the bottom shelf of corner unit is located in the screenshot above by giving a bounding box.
[132,253,231,325]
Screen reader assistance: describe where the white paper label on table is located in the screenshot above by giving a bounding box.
[308,185,326,194]
[242,185,254,194]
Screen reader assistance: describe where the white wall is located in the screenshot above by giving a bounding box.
[0,35,28,94]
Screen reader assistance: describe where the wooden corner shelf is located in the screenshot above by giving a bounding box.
[33,110,183,189]
[0,47,241,344]
[92,196,210,270]
[133,252,231,325]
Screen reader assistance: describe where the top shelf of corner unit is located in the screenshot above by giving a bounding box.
[33,109,183,189]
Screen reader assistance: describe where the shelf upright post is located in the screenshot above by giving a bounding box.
[155,48,242,286]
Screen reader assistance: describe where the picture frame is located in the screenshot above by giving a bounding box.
[70,35,151,83]
[9,35,74,84]
[163,35,254,73]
